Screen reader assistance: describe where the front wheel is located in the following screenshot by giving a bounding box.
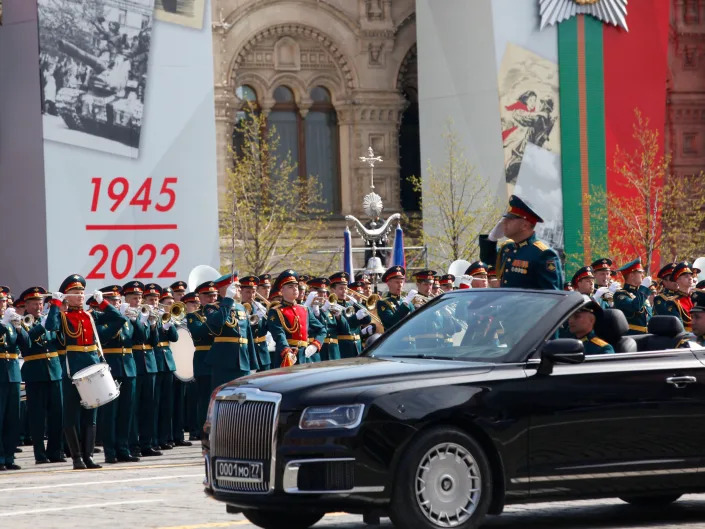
[620,494,682,507]
[242,509,324,529]
[390,426,492,529]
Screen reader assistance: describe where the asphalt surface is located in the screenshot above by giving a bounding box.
[5,444,705,528]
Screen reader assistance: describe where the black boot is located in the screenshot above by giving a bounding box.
[82,425,102,469]
[64,428,86,470]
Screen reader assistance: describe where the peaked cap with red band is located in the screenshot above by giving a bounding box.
[502,194,544,224]
[618,258,645,276]
[672,262,700,282]
[195,281,217,294]
[257,274,272,287]
[439,274,455,286]
[240,276,259,288]
[328,272,349,287]
[181,292,198,303]
[571,266,594,286]
[214,273,238,289]
[413,269,437,282]
[160,287,174,301]
[465,261,489,277]
[590,258,613,272]
[143,283,162,297]
[122,281,145,295]
[59,274,86,293]
[382,266,406,283]
[169,281,187,292]
[99,285,122,298]
[307,277,330,290]
[20,286,47,302]
[274,270,299,290]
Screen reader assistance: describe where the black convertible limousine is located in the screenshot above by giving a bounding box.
[202,289,704,529]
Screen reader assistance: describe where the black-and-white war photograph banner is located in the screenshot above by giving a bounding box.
[38,0,155,158]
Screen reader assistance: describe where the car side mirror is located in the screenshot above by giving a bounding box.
[537,339,585,375]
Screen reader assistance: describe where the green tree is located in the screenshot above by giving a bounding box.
[220,105,328,276]
[410,121,502,270]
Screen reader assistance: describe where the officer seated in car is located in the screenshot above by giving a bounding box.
[567,296,615,355]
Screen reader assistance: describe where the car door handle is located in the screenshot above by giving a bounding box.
[666,376,697,388]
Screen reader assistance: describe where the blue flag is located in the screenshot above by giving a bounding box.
[343,227,354,280]
[392,224,406,268]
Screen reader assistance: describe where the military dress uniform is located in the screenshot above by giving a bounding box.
[581,331,615,355]
[0,294,25,470]
[153,288,179,450]
[95,285,138,463]
[329,273,370,359]
[206,279,258,388]
[241,277,271,371]
[613,259,652,335]
[691,291,705,346]
[267,271,326,366]
[479,195,563,290]
[308,278,346,362]
[45,274,125,469]
[186,281,217,438]
[17,287,64,464]
[122,281,158,457]
[377,266,415,330]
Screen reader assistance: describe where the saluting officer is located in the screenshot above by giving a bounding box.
[267,270,326,366]
[0,287,26,470]
[479,195,563,290]
[241,276,270,371]
[329,272,370,359]
[613,258,653,335]
[45,275,125,470]
[96,285,139,463]
[690,291,705,346]
[17,287,65,464]
[153,287,179,450]
[377,266,415,330]
[206,274,258,388]
[186,281,218,439]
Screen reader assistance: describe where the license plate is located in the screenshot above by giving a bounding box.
[215,459,264,484]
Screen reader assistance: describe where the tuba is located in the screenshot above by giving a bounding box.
[187,264,221,292]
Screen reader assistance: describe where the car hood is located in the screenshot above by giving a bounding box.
[219,357,495,408]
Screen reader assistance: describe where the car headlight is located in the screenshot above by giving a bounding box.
[299,404,365,430]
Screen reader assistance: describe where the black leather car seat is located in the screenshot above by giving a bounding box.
[595,309,637,353]
[644,316,690,351]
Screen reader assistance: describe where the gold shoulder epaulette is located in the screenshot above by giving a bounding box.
[591,337,609,347]
[533,240,549,251]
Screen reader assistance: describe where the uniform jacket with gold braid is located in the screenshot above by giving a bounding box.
[654,289,693,332]
[0,323,25,383]
[479,233,563,290]
[246,303,271,368]
[96,315,136,378]
[153,319,178,372]
[613,284,652,334]
[130,314,155,375]
[18,319,62,382]
[313,308,352,362]
[267,301,326,365]
[186,305,216,377]
[376,293,414,330]
[205,297,258,372]
[340,300,371,358]
[45,300,124,375]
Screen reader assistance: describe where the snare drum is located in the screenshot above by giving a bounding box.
[72,363,120,409]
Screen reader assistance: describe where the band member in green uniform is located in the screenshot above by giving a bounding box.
[568,296,615,355]
[665,262,699,332]
[571,266,595,296]
[169,280,192,446]
[45,274,124,470]
[206,274,258,388]
[438,275,455,293]
[691,291,705,346]
[152,287,179,450]
[241,276,270,371]
[267,270,326,366]
[329,272,370,359]
[0,287,25,470]
[17,287,64,464]
[186,281,217,439]
[376,266,415,330]
[256,275,271,302]
[479,195,563,290]
[613,258,653,335]
[590,259,614,309]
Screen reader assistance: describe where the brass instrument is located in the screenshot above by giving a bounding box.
[254,292,272,310]
[327,294,355,317]
[160,302,186,325]
[346,288,379,310]
[22,314,35,328]
[243,302,260,325]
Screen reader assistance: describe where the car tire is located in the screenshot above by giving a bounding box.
[242,509,324,529]
[389,426,492,529]
[619,494,682,507]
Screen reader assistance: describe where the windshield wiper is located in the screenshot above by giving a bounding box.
[386,354,462,361]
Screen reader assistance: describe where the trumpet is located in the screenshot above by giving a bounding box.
[326,294,355,317]
[22,314,35,328]
[160,302,186,325]
[346,288,380,310]
[243,303,260,325]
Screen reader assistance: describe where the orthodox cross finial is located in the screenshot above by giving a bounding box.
[359,146,383,190]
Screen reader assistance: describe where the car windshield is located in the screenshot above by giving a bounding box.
[368,290,560,363]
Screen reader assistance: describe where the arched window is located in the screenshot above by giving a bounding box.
[399,87,421,211]
[232,84,259,160]
[269,86,299,184]
[305,86,339,212]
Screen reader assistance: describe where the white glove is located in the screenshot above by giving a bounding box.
[459,275,473,289]
[593,286,609,302]
[608,282,621,293]
[119,303,130,315]
[361,324,375,336]
[40,314,48,326]
[256,306,267,319]
[52,291,64,302]
[640,276,652,289]
[322,300,332,312]
[312,304,320,317]
[488,218,505,242]
[139,312,150,325]
[162,321,173,331]
[2,308,17,325]
[226,283,238,299]
[93,290,103,304]
[304,291,317,308]
[304,344,318,358]
[356,308,368,320]
[404,289,418,304]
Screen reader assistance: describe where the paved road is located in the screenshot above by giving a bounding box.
[5,445,705,528]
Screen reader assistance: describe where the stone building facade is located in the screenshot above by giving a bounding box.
[212,0,419,219]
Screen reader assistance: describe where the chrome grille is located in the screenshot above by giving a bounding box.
[211,390,280,494]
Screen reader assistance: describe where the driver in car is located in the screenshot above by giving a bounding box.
[567,296,615,355]
[691,291,705,347]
